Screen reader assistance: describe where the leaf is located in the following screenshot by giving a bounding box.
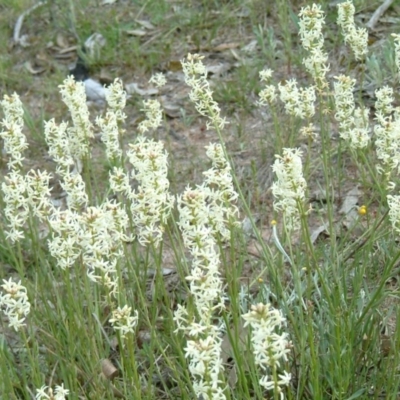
[135,19,155,30]
[125,82,158,96]
[126,29,147,37]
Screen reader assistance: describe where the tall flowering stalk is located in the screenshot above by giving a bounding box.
[337,0,368,61]
[0,94,30,242]
[278,79,316,120]
[258,69,277,107]
[110,138,174,247]
[181,53,227,131]
[35,384,69,400]
[272,148,307,231]
[0,278,31,331]
[242,303,291,399]
[374,86,400,179]
[96,78,127,162]
[58,76,94,161]
[392,34,400,78]
[174,187,226,400]
[174,144,239,400]
[1,95,54,242]
[203,143,240,241]
[298,4,329,88]
[333,75,370,149]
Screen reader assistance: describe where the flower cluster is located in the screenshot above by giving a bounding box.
[337,0,368,60]
[298,4,329,88]
[181,53,227,130]
[0,93,27,170]
[174,187,226,400]
[44,119,88,211]
[258,69,277,106]
[374,86,400,176]
[1,95,55,241]
[58,76,94,161]
[96,79,127,161]
[242,303,291,399]
[203,143,240,240]
[392,34,400,77]
[272,148,307,231]
[149,72,167,88]
[0,278,31,331]
[174,142,238,399]
[278,79,316,119]
[109,305,139,339]
[110,136,174,247]
[138,99,163,134]
[333,75,370,149]
[48,200,130,295]
[36,384,69,400]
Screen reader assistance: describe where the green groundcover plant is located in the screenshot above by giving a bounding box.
[0,1,399,399]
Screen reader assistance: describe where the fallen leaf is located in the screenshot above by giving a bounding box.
[135,19,155,30]
[24,61,46,75]
[125,82,158,96]
[126,29,147,37]
[56,32,69,49]
[214,42,240,52]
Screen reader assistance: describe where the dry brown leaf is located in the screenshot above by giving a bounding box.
[166,60,183,72]
[24,61,46,75]
[162,101,181,118]
[135,19,155,30]
[56,32,69,49]
[125,82,159,96]
[214,42,240,52]
[101,359,118,380]
[126,29,147,37]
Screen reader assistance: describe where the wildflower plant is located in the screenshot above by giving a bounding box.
[337,0,368,60]
[272,148,307,231]
[35,384,69,400]
[242,303,291,399]
[333,74,370,149]
[0,278,30,332]
[1,0,400,398]
[298,3,329,88]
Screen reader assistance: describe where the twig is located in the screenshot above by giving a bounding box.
[13,1,47,46]
[366,0,395,30]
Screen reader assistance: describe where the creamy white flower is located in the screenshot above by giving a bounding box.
[138,99,163,134]
[109,305,139,339]
[272,148,307,231]
[105,78,127,117]
[43,119,75,171]
[278,79,316,119]
[149,73,167,88]
[0,278,31,331]
[387,195,400,233]
[298,4,329,87]
[0,93,27,170]
[392,34,400,76]
[25,169,54,220]
[181,53,227,131]
[96,111,123,161]
[1,170,29,242]
[59,76,94,160]
[126,137,174,246]
[333,75,370,149]
[338,1,368,60]
[243,303,291,397]
[175,183,227,398]
[374,86,400,176]
[35,383,69,400]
